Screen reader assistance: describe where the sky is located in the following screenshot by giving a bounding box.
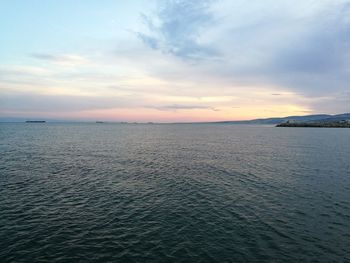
[0,0,349,122]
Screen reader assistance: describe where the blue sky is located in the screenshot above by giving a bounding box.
[1,0,349,121]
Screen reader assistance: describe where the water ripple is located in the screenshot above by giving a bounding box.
[1,123,350,262]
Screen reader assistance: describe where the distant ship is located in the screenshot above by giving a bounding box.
[96,121,104,123]
[25,120,46,123]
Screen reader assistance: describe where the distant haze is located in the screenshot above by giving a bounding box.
[1,0,349,122]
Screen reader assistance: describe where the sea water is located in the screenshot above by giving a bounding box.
[1,123,349,262]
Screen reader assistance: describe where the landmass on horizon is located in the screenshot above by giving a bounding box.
[277,120,350,128]
[2,112,350,126]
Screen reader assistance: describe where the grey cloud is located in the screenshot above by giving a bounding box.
[267,8,350,94]
[229,1,350,96]
[273,6,350,74]
[138,0,218,59]
[141,0,350,102]
[0,94,138,112]
[146,104,218,111]
[136,33,159,49]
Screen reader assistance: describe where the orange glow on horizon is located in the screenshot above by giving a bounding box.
[4,103,312,123]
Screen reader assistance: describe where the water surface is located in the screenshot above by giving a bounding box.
[1,123,350,262]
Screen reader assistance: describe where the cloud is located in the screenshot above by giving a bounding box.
[136,0,350,101]
[136,32,159,50]
[2,0,350,120]
[0,65,50,76]
[263,2,350,93]
[137,0,218,59]
[31,53,89,65]
[145,104,218,111]
[0,93,138,112]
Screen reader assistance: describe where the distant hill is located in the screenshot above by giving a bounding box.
[1,113,350,125]
[215,113,350,125]
[311,113,350,123]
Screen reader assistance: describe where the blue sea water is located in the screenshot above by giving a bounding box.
[0,123,350,262]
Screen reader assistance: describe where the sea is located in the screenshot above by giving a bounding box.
[1,123,349,262]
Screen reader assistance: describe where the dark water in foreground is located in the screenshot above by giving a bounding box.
[1,123,350,262]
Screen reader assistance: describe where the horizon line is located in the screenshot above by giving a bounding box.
[1,112,349,124]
